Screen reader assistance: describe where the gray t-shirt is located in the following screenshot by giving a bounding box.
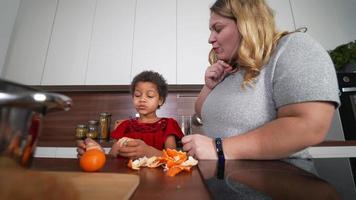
[201,32,340,140]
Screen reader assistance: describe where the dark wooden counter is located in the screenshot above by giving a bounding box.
[30,157,211,200]
[30,156,356,199]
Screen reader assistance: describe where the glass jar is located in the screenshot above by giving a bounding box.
[99,112,111,141]
[87,120,99,139]
[75,124,88,139]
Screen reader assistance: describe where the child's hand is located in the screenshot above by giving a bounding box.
[117,139,160,159]
[76,138,102,158]
[109,141,121,157]
[109,137,133,157]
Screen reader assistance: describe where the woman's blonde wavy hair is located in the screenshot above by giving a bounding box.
[209,0,289,87]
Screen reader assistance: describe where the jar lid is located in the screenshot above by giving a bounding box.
[77,124,87,128]
[88,120,98,125]
[100,112,111,116]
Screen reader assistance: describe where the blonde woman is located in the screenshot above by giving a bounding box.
[182,0,340,160]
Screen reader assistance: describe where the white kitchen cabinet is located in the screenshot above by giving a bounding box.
[267,0,295,31]
[6,0,354,86]
[131,0,176,84]
[176,0,295,84]
[85,0,135,85]
[290,0,356,50]
[0,0,20,77]
[41,0,96,85]
[3,0,56,85]
[176,0,213,84]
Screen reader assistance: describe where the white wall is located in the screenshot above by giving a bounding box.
[291,0,356,50]
[0,0,20,77]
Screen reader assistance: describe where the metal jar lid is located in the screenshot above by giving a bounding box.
[76,124,87,128]
[99,112,111,116]
[88,120,98,125]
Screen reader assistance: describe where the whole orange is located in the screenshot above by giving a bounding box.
[79,149,106,172]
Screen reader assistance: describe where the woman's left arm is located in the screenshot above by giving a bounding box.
[224,101,335,159]
[183,101,335,160]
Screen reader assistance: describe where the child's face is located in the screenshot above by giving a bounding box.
[133,81,163,117]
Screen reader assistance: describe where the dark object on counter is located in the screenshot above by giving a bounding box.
[192,113,203,126]
[336,72,356,140]
[98,112,111,141]
[0,79,72,167]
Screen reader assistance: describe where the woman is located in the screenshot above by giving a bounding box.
[182,0,340,160]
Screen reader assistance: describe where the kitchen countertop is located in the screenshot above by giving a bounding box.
[30,156,210,200]
[29,156,356,200]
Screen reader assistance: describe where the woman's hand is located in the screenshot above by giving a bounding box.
[111,139,161,159]
[205,60,234,89]
[182,134,218,160]
[76,138,102,158]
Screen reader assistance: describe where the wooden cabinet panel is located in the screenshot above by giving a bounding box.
[41,0,96,85]
[131,0,176,84]
[37,88,201,147]
[3,0,56,85]
[85,0,136,85]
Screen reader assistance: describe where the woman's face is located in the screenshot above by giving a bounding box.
[209,12,241,63]
[133,81,162,117]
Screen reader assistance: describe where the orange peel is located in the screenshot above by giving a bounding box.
[127,149,198,176]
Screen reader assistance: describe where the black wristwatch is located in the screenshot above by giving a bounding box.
[215,137,225,162]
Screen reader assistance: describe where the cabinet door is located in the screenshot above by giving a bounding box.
[85,0,135,85]
[267,0,295,31]
[3,0,56,85]
[176,0,213,84]
[291,0,356,50]
[41,0,96,85]
[0,0,20,77]
[131,0,176,84]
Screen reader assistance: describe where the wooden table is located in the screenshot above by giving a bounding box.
[30,157,211,200]
[30,155,356,199]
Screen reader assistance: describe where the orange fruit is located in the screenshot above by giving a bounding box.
[79,149,106,172]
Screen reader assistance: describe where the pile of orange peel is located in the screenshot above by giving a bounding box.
[127,149,198,177]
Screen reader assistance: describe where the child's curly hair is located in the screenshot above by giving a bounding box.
[130,70,168,109]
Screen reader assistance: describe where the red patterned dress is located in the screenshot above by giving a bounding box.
[110,118,184,150]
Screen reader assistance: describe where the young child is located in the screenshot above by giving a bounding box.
[77,71,184,159]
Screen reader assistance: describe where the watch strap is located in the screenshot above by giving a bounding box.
[215,137,225,161]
